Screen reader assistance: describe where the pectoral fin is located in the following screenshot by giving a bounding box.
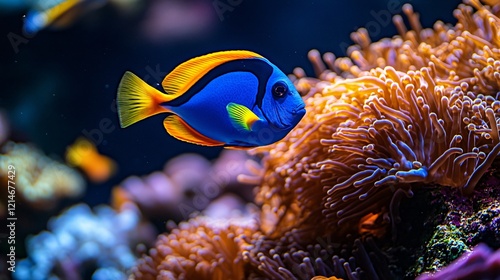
[163,115,224,146]
[226,103,260,132]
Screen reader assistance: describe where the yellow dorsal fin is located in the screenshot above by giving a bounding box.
[162,50,263,98]
[163,115,224,146]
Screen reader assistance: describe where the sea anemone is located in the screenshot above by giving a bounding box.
[319,65,500,231]
[131,216,258,280]
[251,0,500,243]
[347,0,500,90]
[243,235,393,280]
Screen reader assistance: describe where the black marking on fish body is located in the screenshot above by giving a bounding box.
[162,58,273,109]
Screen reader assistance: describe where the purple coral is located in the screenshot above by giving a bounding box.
[114,151,256,221]
[416,244,500,280]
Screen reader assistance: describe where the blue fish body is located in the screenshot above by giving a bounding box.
[117,50,306,148]
[167,72,260,145]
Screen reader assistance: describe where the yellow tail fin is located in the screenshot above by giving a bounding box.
[117,71,170,128]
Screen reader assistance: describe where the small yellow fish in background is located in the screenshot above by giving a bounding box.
[117,50,306,149]
[23,0,105,35]
[65,137,117,183]
[23,0,139,35]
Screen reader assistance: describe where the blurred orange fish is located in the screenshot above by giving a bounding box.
[65,137,116,183]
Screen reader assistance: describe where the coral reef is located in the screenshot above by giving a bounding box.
[13,0,500,279]
[14,203,155,280]
[211,150,259,201]
[114,170,183,220]
[112,151,256,222]
[0,141,85,209]
[400,166,500,277]
[251,0,500,244]
[413,224,469,274]
[416,243,500,280]
[131,0,500,279]
[203,194,251,219]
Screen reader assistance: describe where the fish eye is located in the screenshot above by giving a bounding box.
[272,81,288,98]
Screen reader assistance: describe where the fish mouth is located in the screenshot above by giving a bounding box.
[292,104,306,115]
[271,106,306,130]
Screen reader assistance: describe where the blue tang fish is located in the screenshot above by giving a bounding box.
[117,50,306,148]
